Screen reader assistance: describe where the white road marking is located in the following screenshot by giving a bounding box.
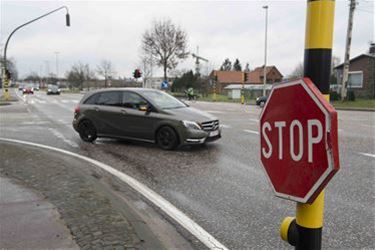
[360,124,374,128]
[249,118,259,122]
[48,128,78,148]
[71,100,79,103]
[204,110,224,114]
[21,121,50,125]
[358,152,375,158]
[220,124,231,129]
[0,138,228,250]
[61,100,70,103]
[244,129,259,135]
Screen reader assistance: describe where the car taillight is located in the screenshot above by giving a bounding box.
[74,106,80,114]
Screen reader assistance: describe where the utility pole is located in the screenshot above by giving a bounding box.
[262,5,269,97]
[55,51,60,80]
[341,0,356,101]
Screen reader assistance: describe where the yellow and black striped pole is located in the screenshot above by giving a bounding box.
[280,0,334,249]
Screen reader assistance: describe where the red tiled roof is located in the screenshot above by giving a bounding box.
[211,66,283,84]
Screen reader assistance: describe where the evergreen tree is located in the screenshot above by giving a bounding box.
[172,70,199,92]
[219,58,232,71]
[233,58,242,71]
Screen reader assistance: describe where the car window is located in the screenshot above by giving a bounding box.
[84,93,100,105]
[122,92,147,109]
[142,90,186,109]
[96,91,122,106]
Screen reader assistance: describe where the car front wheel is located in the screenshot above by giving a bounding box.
[156,126,178,150]
[78,120,97,142]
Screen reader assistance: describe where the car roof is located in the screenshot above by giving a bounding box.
[81,88,162,103]
[87,88,161,94]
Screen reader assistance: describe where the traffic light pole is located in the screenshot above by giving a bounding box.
[280,0,335,249]
[1,6,70,100]
[213,73,217,102]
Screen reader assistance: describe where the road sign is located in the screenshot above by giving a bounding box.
[161,80,169,89]
[259,78,339,204]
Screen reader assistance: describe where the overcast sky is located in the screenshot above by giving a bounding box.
[1,0,374,79]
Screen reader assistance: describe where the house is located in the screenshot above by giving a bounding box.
[210,66,283,93]
[247,66,283,84]
[334,50,375,99]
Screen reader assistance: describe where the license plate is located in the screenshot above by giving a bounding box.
[209,130,219,137]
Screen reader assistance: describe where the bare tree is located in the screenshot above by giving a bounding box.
[142,19,189,81]
[138,55,152,88]
[244,63,251,72]
[66,62,95,90]
[96,60,116,88]
[289,62,304,79]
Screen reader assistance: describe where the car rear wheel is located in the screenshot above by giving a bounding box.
[78,120,97,142]
[156,126,178,150]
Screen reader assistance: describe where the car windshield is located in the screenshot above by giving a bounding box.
[142,90,186,109]
[49,85,58,90]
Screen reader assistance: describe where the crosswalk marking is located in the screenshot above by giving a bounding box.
[27,99,79,104]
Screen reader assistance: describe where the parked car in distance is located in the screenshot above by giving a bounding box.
[73,88,221,150]
[47,85,61,95]
[256,96,268,107]
[33,84,40,91]
[22,86,34,95]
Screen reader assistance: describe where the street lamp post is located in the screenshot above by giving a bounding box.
[1,6,70,100]
[262,5,269,97]
[55,51,60,81]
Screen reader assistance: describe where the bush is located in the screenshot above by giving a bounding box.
[330,91,341,101]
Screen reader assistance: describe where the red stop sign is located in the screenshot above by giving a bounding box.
[259,78,339,204]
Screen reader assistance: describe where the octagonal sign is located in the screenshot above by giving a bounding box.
[259,78,339,204]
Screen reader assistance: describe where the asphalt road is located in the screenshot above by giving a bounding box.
[1,89,374,249]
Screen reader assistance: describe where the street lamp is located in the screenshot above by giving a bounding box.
[55,51,60,80]
[262,5,268,97]
[1,6,70,100]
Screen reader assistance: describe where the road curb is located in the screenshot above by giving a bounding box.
[0,138,228,250]
[333,107,375,112]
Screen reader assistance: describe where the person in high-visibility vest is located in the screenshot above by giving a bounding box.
[187,87,194,100]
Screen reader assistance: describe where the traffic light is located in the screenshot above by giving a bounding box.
[244,72,248,82]
[133,69,142,79]
[5,69,11,80]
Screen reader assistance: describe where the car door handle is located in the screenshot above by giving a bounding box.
[121,109,127,115]
[94,107,100,112]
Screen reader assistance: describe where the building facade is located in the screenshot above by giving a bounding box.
[334,54,375,99]
[210,66,283,94]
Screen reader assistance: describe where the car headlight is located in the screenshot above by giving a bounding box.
[182,120,202,130]
[48,89,51,92]
[256,97,260,101]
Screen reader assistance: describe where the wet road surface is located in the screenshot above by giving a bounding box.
[1,89,374,249]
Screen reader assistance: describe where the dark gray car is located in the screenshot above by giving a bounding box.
[72,88,221,149]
